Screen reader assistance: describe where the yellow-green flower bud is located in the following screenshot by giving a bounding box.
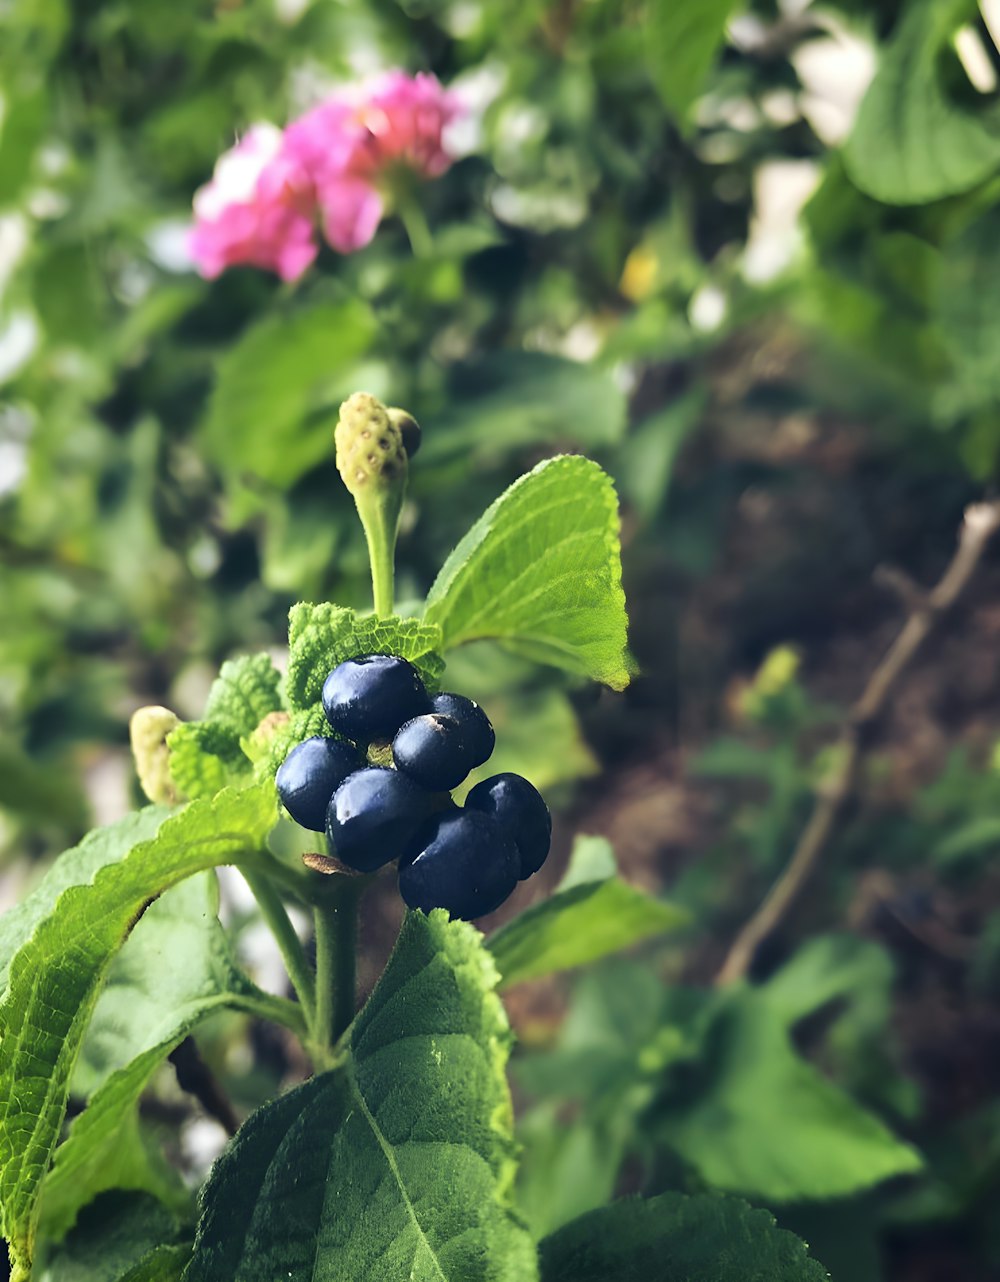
[130,705,182,805]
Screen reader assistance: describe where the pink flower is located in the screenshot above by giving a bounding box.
[188,124,319,282]
[345,70,462,181]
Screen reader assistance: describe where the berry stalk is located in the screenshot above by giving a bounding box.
[312,878,362,1059]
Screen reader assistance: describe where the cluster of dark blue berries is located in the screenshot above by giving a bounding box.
[275,654,551,920]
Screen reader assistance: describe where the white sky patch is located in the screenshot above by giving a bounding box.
[743,159,822,284]
[0,312,38,386]
[954,24,998,92]
[792,16,877,146]
[982,0,1000,51]
[147,219,195,273]
[0,213,29,302]
[689,284,728,334]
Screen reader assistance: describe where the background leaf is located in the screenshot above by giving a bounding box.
[0,784,278,1273]
[647,0,737,126]
[538,1191,829,1282]
[184,910,538,1282]
[38,1192,190,1282]
[424,457,630,689]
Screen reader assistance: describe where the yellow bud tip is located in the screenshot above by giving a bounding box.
[129,705,182,805]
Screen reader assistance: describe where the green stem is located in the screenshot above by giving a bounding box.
[398,194,434,259]
[312,880,362,1059]
[241,868,316,1023]
[360,498,396,618]
[237,990,309,1043]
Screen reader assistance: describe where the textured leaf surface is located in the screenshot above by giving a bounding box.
[489,837,686,987]
[843,0,1000,204]
[420,354,626,466]
[167,654,283,800]
[424,457,630,689]
[184,910,538,1282]
[0,784,278,1272]
[40,875,284,1238]
[648,0,737,124]
[655,989,923,1201]
[285,603,444,711]
[0,808,169,996]
[539,1192,829,1282]
[39,1192,190,1282]
[202,300,376,494]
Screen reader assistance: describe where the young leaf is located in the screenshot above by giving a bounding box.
[184,910,538,1281]
[488,837,687,988]
[39,876,298,1240]
[424,457,630,690]
[284,603,444,711]
[0,784,278,1276]
[647,0,737,126]
[538,1192,829,1282]
[202,654,283,737]
[843,0,1000,205]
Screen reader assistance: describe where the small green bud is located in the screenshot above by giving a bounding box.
[130,706,182,805]
[335,392,409,500]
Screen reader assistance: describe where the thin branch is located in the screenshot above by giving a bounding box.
[168,1037,240,1135]
[716,500,1000,986]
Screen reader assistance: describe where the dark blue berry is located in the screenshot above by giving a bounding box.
[392,713,477,791]
[326,766,430,873]
[322,654,430,744]
[430,692,495,767]
[275,736,361,832]
[465,773,551,880]
[398,810,519,920]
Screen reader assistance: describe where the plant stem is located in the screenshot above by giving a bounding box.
[361,500,396,618]
[241,868,315,1021]
[398,194,434,259]
[238,989,310,1043]
[312,880,362,1058]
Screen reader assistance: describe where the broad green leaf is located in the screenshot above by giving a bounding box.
[0,738,87,829]
[655,989,923,1201]
[184,910,538,1282]
[167,654,284,800]
[843,0,1000,205]
[539,1192,829,1282]
[937,208,1000,406]
[39,1192,190,1282]
[201,300,377,495]
[419,353,627,466]
[284,603,444,712]
[424,457,630,689]
[489,837,686,987]
[647,0,737,125]
[0,784,278,1274]
[0,807,169,996]
[40,875,295,1239]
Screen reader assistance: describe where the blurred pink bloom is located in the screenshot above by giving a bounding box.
[188,124,318,281]
[189,74,462,276]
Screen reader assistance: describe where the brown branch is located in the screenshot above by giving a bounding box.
[716,500,1000,986]
[168,1037,240,1136]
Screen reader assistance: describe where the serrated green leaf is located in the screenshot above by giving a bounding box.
[655,989,923,1201]
[166,722,239,800]
[424,457,630,690]
[284,603,444,712]
[184,910,538,1282]
[489,837,687,988]
[39,875,294,1240]
[201,301,377,496]
[39,1192,190,1282]
[419,353,627,466]
[245,705,330,783]
[539,1192,829,1282]
[843,0,1000,205]
[0,808,170,996]
[647,0,737,126]
[203,654,282,737]
[0,784,278,1275]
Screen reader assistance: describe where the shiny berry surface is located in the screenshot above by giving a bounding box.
[392,713,475,791]
[465,772,551,879]
[398,810,519,920]
[325,766,429,873]
[429,692,495,767]
[275,736,361,832]
[322,654,429,743]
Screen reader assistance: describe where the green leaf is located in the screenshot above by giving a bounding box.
[419,353,627,466]
[201,300,377,495]
[167,654,283,800]
[40,875,294,1239]
[0,807,170,996]
[539,1192,829,1282]
[0,784,278,1274]
[843,0,1000,205]
[655,989,923,1201]
[184,910,538,1281]
[424,457,630,689]
[39,1192,190,1282]
[284,603,444,712]
[647,0,737,126]
[489,837,687,988]
[937,207,1000,406]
